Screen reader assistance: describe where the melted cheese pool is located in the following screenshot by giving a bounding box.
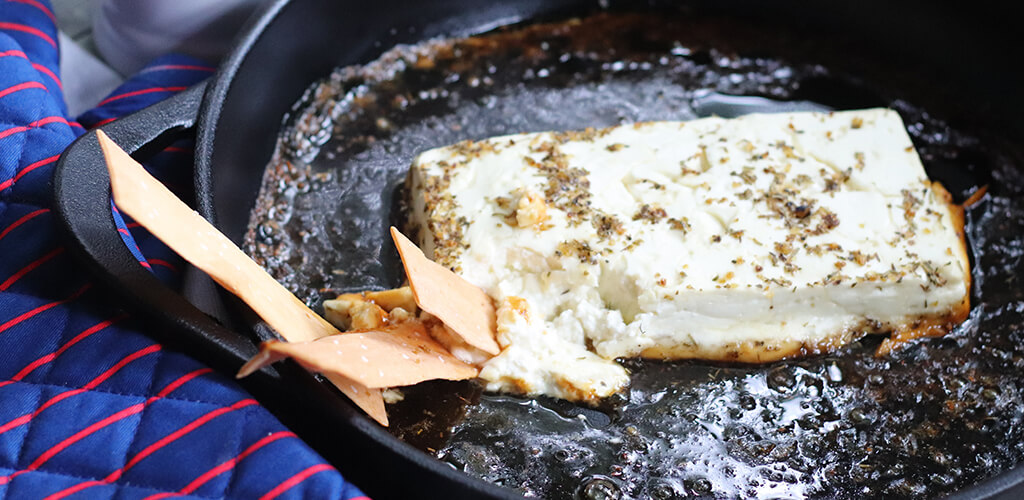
[408,109,970,402]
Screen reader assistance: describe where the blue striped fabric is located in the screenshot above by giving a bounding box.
[1,1,367,499]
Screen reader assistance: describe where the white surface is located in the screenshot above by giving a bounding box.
[57,31,123,116]
[409,109,969,400]
[91,0,259,75]
[54,0,259,116]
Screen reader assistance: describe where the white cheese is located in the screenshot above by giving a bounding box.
[407,109,970,402]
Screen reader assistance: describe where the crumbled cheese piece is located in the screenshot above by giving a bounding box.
[478,297,629,402]
[514,189,549,228]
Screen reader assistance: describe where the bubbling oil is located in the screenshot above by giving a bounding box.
[247,13,1023,499]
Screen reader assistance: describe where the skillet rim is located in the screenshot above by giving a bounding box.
[189,0,1024,498]
[192,0,526,498]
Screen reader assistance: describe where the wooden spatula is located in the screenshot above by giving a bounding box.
[97,130,389,423]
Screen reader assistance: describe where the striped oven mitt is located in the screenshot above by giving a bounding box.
[1,1,368,499]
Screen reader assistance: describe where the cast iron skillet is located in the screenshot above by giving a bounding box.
[53,0,1022,498]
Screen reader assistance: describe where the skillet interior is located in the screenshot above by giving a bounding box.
[237,8,1024,500]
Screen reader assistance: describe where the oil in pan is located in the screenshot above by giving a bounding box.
[245,13,1023,499]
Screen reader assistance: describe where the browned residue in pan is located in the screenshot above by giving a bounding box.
[248,12,1024,500]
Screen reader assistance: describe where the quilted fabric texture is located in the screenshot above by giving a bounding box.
[1,2,368,499]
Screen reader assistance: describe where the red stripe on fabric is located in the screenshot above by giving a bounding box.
[43,394,255,500]
[0,81,46,99]
[0,153,59,191]
[0,116,71,142]
[116,226,148,261]
[84,344,163,390]
[125,222,142,229]
[92,117,116,127]
[138,431,298,500]
[0,52,56,90]
[0,22,56,47]
[180,432,296,494]
[0,51,57,89]
[0,406,51,436]
[148,259,178,272]
[8,0,57,24]
[139,261,152,269]
[0,247,64,292]
[30,62,61,89]
[0,49,28,58]
[98,86,188,106]
[0,208,49,242]
[258,463,335,500]
[23,402,147,473]
[107,399,259,479]
[12,314,127,381]
[0,367,210,487]
[154,368,212,397]
[162,146,191,153]
[0,283,91,336]
[139,64,215,74]
[0,344,160,436]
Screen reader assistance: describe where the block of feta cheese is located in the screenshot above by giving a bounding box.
[406,109,970,403]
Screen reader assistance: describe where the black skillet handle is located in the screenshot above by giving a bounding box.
[53,81,271,379]
[52,85,485,500]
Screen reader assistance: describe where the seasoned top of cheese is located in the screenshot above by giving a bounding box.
[408,109,969,402]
